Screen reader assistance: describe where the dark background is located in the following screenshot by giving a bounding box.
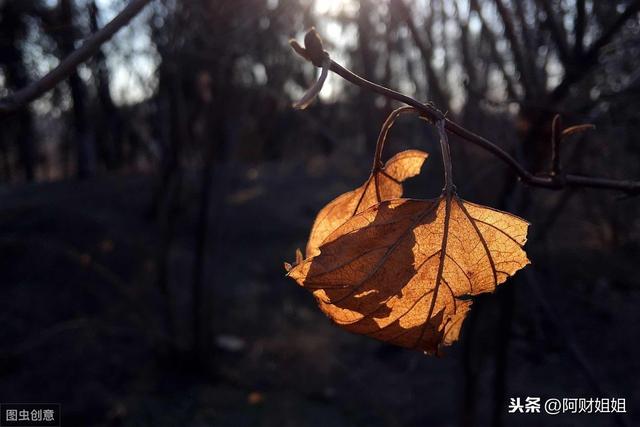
[1,0,639,426]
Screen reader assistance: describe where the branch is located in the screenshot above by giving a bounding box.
[0,0,152,116]
[512,0,542,90]
[574,0,586,57]
[549,0,640,103]
[394,0,450,110]
[452,2,480,94]
[535,0,572,66]
[492,0,536,97]
[468,0,520,101]
[290,29,640,196]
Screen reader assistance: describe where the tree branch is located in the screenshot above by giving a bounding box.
[549,0,640,103]
[536,0,572,66]
[511,0,542,91]
[468,0,520,101]
[290,29,640,196]
[492,0,536,97]
[574,0,586,57]
[0,0,152,116]
[394,0,450,111]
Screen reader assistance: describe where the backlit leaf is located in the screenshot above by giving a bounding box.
[289,193,529,354]
[305,149,428,257]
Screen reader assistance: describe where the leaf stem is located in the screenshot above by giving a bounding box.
[437,120,454,193]
[372,106,418,172]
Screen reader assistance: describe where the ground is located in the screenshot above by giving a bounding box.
[0,158,638,426]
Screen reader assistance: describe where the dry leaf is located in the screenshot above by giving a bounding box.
[288,194,529,354]
[305,149,428,257]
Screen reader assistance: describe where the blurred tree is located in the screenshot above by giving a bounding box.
[0,0,40,181]
[148,0,309,365]
[88,0,122,171]
[49,0,96,179]
[1,0,638,402]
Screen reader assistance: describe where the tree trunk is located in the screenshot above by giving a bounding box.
[56,0,96,179]
[0,2,36,181]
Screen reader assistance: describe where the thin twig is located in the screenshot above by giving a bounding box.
[574,0,586,57]
[550,114,562,176]
[470,0,520,100]
[0,0,153,116]
[293,57,330,110]
[437,119,454,192]
[549,0,640,103]
[536,0,572,66]
[562,124,596,139]
[493,0,536,96]
[371,106,418,172]
[291,29,640,196]
[396,0,450,110]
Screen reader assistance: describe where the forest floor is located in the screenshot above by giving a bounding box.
[0,157,638,427]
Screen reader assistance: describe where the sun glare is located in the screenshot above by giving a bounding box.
[310,0,360,104]
[314,0,358,16]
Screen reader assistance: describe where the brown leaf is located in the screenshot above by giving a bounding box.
[289,193,529,354]
[305,149,428,258]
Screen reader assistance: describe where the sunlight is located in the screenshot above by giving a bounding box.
[311,0,361,103]
[314,0,359,16]
[314,0,348,15]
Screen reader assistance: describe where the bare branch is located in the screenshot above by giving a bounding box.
[393,0,450,111]
[291,29,640,196]
[550,114,562,176]
[292,56,329,110]
[492,0,536,97]
[453,2,480,93]
[0,0,152,116]
[562,124,595,139]
[468,0,520,101]
[574,0,586,57]
[536,0,573,66]
[511,0,542,90]
[550,0,640,103]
